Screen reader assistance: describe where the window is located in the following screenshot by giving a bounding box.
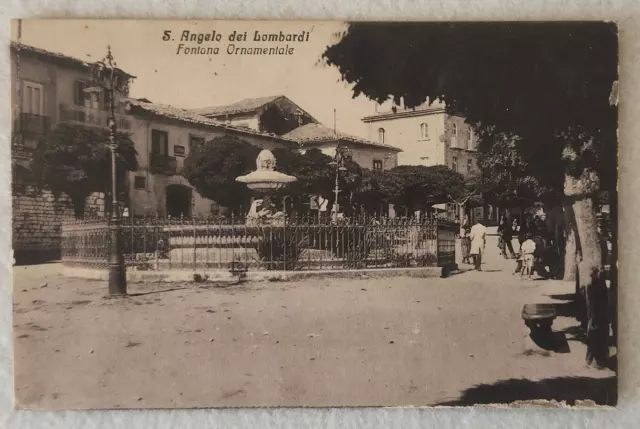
[467,159,473,174]
[75,81,100,109]
[134,176,146,189]
[451,123,459,148]
[174,145,186,157]
[151,130,169,156]
[373,159,383,170]
[189,135,205,152]
[468,129,474,150]
[378,128,385,144]
[452,156,458,172]
[420,123,428,139]
[22,81,44,115]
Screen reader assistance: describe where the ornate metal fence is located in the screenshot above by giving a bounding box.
[61,216,458,272]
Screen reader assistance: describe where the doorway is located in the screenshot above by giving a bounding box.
[166,184,192,218]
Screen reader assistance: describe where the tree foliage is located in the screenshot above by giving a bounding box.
[30,123,138,217]
[323,22,617,192]
[272,148,466,216]
[182,134,261,214]
[351,168,403,214]
[476,129,563,207]
[271,147,334,211]
[387,165,466,212]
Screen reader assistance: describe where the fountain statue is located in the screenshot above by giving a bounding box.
[236,149,297,226]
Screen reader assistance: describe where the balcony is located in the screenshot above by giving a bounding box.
[59,104,132,132]
[149,155,177,176]
[14,113,51,137]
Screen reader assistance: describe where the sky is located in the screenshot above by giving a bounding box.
[12,19,386,139]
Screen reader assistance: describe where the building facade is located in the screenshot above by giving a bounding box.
[283,123,401,171]
[362,102,498,224]
[10,43,133,261]
[362,102,478,177]
[9,42,406,260]
[10,42,133,168]
[192,95,318,136]
[124,99,298,218]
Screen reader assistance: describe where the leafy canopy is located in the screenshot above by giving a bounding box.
[182,134,261,214]
[387,165,466,212]
[323,22,618,192]
[30,123,137,216]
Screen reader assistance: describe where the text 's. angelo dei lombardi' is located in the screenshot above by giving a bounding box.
[162,29,312,56]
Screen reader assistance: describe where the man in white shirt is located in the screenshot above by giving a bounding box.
[469,219,488,271]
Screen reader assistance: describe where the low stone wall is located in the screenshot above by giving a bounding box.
[12,187,105,264]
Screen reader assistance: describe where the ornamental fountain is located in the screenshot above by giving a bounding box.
[236,149,297,225]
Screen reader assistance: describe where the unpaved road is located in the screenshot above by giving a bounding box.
[13,263,615,410]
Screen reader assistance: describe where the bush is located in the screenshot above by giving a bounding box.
[253,226,308,270]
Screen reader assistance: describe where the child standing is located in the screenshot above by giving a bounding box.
[520,232,537,278]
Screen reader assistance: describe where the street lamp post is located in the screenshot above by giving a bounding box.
[92,46,132,295]
[330,145,348,223]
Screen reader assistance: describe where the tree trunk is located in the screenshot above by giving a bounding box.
[563,200,577,281]
[564,170,609,367]
[608,187,618,344]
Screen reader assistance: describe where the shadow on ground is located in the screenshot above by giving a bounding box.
[436,375,617,406]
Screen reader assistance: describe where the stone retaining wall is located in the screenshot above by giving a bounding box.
[12,187,105,264]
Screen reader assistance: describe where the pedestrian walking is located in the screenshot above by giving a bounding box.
[469,218,487,271]
[518,214,537,251]
[498,214,517,259]
[460,215,471,264]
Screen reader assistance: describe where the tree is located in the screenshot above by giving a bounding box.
[182,135,261,215]
[270,147,335,214]
[388,165,465,214]
[30,123,138,217]
[450,172,484,220]
[352,168,403,215]
[258,105,305,136]
[270,147,369,216]
[323,22,617,366]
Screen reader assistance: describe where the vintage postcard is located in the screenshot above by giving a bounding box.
[10,19,617,409]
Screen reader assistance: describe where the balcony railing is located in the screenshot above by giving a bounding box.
[149,154,177,176]
[59,104,132,131]
[14,113,51,136]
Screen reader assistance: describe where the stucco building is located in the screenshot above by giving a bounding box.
[10,42,133,168]
[192,95,318,135]
[362,101,478,177]
[283,123,400,171]
[362,102,498,224]
[124,99,298,218]
[10,42,404,234]
[10,42,134,261]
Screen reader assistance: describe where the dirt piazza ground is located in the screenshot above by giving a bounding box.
[12,257,616,410]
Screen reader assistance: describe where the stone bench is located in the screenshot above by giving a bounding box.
[522,303,557,332]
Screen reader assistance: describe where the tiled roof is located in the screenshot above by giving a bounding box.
[125,98,298,144]
[192,95,284,117]
[283,123,402,152]
[10,42,136,79]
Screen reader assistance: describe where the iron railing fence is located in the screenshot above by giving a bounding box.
[61,215,458,272]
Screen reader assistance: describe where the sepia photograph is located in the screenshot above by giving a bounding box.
[10,19,618,410]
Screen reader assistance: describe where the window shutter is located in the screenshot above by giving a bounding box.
[151,130,160,155]
[74,81,84,105]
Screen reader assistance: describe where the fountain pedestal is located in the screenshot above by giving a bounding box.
[236,149,297,225]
